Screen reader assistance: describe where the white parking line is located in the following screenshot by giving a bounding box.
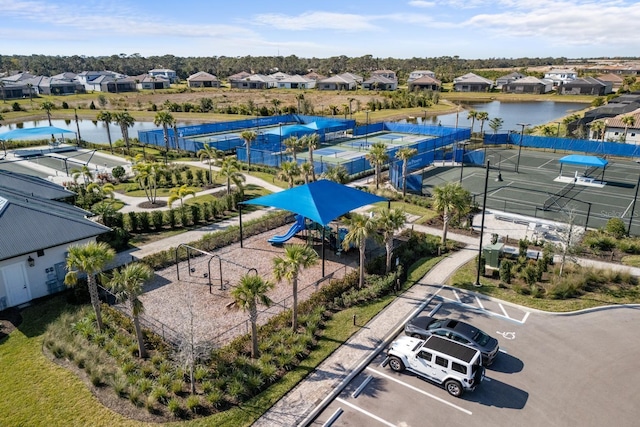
[453,289,461,303]
[366,367,473,415]
[475,296,484,310]
[499,303,509,318]
[336,397,396,427]
[433,294,530,324]
[352,375,373,398]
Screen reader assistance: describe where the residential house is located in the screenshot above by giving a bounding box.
[502,76,553,94]
[602,107,640,144]
[583,63,640,76]
[407,70,435,82]
[230,74,278,89]
[187,71,221,88]
[277,75,316,89]
[316,73,362,91]
[148,68,177,83]
[228,71,251,84]
[596,73,624,92]
[560,77,612,96]
[134,74,170,90]
[371,70,397,81]
[363,74,397,91]
[544,68,578,87]
[495,72,525,89]
[0,81,30,100]
[453,73,493,92]
[304,71,326,81]
[407,75,442,92]
[76,71,136,93]
[269,71,291,81]
[0,171,110,310]
[24,75,85,96]
[573,94,640,132]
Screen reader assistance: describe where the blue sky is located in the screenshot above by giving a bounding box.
[1,0,639,59]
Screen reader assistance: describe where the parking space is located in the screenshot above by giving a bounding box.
[309,295,640,427]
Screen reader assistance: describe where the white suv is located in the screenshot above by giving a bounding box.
[386,335,485,397]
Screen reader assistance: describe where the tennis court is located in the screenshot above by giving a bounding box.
[422,147,640,235]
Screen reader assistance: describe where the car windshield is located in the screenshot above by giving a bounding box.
[472,330,491,346]
[427,319,445,330]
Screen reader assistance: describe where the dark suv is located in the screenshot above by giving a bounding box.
[404,316,499,366]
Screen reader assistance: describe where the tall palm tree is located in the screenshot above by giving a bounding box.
[621,115,636,142]
[97,111,114,154]
[197,144,222,185]
[477,111,490,134]
[216,157,245,195]
[377,207,407,274]
[272,244,318,331]
[342,212,379,289]
[64,241,116,332]
[172,121,181,152]
[132,159,164,204]
[589,120,606,141]
[304,133,319,181]
[432,182,470,246]
[395,147,418,197]
[365,141,389,189]
[71,165,94,185]
[467,110,479,134]
[300,161,314,184]
[107,263,153,358]
[153,111,175,159]
[113,111,136,153]
[283,135,301,162]
[41,101,55,126]
[489,117,504,135]
[168,184,196,215]
[231,274,274,358]
[277,161,301,188]
[240,130,257,169]
[321,164,349,184]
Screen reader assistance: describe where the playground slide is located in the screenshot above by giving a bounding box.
[268,215,306,245]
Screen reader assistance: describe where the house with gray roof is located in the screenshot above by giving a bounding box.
[0,171,110,310]
[407,70,435,82]
[76,71,135,93]
[316,73,363,91]
[148,68,177,83]
[134,74,171,90]
[230,74,278,89]
[407,75,442,92]
[502,76,553,94]
[187,71,221,88]
[363,74,397,91]
[277,75,316,89]
[495,72,525,89]
[560,77,612,96]
[453,73,494,92]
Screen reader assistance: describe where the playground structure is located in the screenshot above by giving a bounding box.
[268,214,351,252]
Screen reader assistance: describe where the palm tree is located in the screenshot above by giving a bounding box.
[489,117,504,135]
[477,111,490,134]
[64,241,116,332]
[132,159,164,204]
[168,184,196,215]
[283,135,301,162]
[377,207,407,274]
[240,130,257,169]
[589,120,606,141]
[113,111,136,153]
[153,111,175,159]
[231,274,274,358]
[321,164,349,184]
[467,110,479,134]
[342,212,379,289]
[216,157,245,195]
[41,101,55,126]
[296,93,305,114]
[273,244,318,331]
[304,133,319,181]
[395,147,418,197]
[277,161,301,188]
[97,111,114,154]
[197,144,222,185]
[71,165,94,185]
[432,182,470,246]
[365,141,389,189]
[621,115,636,142]
[271,98,281,115]
[172,121,181,152]
[107,263,153,358]
[26,83,33,103]
[300,161,314,184]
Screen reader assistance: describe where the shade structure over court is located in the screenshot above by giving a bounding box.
[558,155,608,168]
[242,179,387,226]
[0,126,75,140]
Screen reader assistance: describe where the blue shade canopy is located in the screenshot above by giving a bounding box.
[0,126,75,140]
[559,155,608,168]
[242,179,387,225]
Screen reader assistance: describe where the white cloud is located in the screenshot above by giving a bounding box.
[252,11,378,31]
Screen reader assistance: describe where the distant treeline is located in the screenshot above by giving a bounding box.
[0,54,580,83]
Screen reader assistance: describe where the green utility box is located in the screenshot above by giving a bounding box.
[483,243,504,269]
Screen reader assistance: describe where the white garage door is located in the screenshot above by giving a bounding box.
[2,263,32,307]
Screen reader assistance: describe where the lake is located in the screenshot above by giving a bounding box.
[3,100,589,143]
[417,100,588,132]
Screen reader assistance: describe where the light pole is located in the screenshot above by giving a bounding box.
[555,121,562,137]
[516,123,529,173]
[475,160,490,287]
[365,110,370,146]
[628,172,640,235]
[459,141,468,184]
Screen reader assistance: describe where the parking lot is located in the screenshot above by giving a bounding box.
[309,286,640,427]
